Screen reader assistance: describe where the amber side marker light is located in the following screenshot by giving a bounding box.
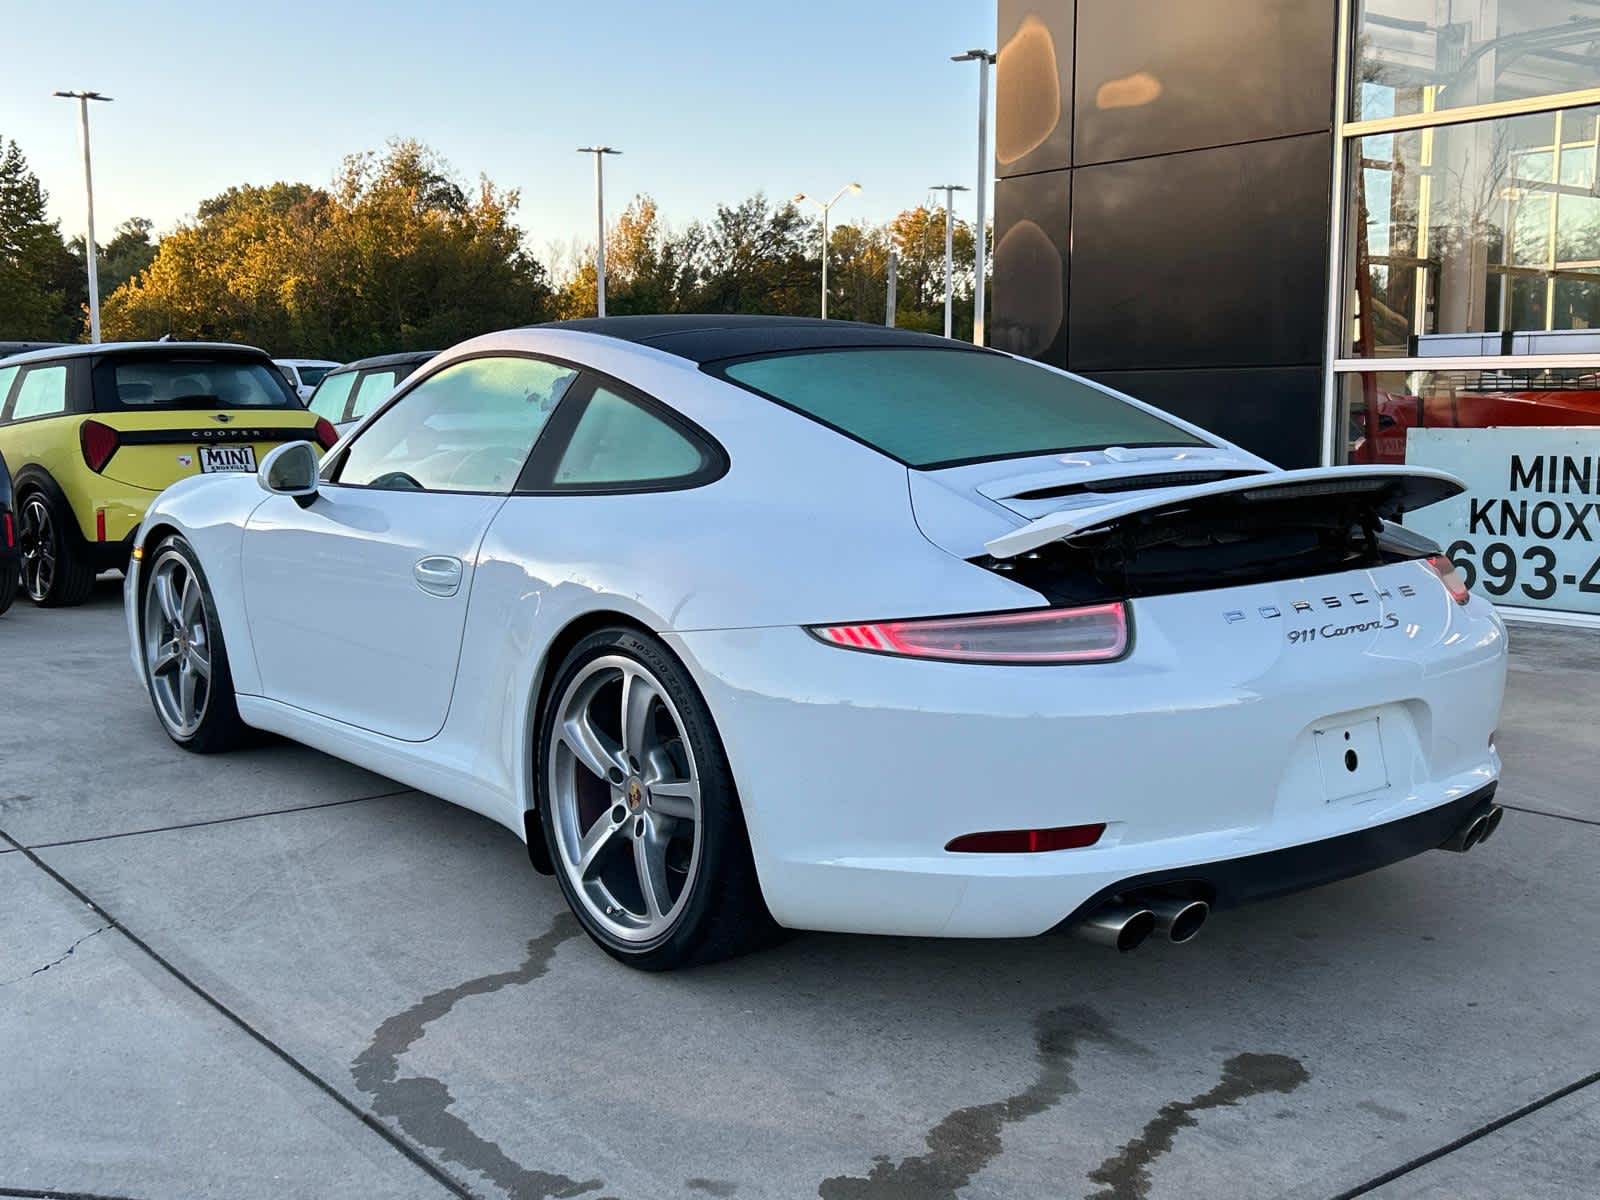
[946,823,1107,853]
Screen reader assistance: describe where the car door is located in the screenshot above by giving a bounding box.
[239,354,580,741]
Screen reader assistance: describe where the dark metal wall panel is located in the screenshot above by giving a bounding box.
[1068,132,1332,372]
[996,1,1075,177]
[1086,366,1324,468]
[1073,0,1336,166]
[990,170,1071,363]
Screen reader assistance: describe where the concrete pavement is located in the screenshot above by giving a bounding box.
[3,577,1597,1199]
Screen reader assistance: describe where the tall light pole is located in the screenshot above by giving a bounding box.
[930,184,970,339]
[794,183,861,319]
[53,90,113,343]
[952,49,996,346]
[577,146,621,317]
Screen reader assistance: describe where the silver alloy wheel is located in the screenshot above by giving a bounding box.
[549,655,704,944]
[18,496,54,602]
[142,550,213,738]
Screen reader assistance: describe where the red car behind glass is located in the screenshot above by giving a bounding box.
[1350,382,1600,464]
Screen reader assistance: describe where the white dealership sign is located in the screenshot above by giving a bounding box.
[1403,428,1600,616]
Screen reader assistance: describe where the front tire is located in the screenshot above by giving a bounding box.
[140,536,251,753]
[538,626,783,970]
[18,491,94,607]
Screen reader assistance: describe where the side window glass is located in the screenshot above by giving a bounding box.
[338,357,578,494]
[350,369,401,421]
[553,386,708,487]
[308,372,356,422]
[10,365,68,420]
[0,365,20,420]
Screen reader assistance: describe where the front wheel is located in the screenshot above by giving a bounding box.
[141,536,252,753]
[538,627,783,970]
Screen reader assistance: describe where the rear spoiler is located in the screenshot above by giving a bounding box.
[983,467,1465,560]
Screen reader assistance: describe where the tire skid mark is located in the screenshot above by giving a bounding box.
[352,912,599,1200]
[1084,1052,1310,1200]
[818,1004,1148,1200]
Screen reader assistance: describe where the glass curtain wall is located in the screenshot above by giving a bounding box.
[1332,1,1600,619]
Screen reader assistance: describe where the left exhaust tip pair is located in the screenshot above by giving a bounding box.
[1074,896,1209,953]
[1440,804,1504,853]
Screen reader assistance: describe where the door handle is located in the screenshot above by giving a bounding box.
[413,555,463,597]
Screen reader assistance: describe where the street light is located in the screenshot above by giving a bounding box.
[930,184,970,339]
[577,146,622,317]
[53,89,113,343]
[952,49,996,346]
[794,183,861,319]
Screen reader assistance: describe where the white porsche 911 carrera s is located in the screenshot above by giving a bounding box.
[125,317,1507,969]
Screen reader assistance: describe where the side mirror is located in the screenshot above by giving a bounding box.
[258,441,320,503]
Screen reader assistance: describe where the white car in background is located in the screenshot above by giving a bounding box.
[124,317,1507,970]
[274,358,341,403]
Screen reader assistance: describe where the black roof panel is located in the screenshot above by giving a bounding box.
[328,350,440,375]
[542,315,986,365]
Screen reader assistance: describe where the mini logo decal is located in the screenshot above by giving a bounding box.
[212,413,234,424]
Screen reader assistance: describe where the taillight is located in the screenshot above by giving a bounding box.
[1425,554,1471,605]
[946,824,1106,853]
[2,511,12,549]
[80,419,120,472]
[809,602,1129,664]
[313,417,339,451]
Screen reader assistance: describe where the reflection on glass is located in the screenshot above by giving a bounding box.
[1340,367,1600,464]
[1355,1,1600,122]
[1348,105,1600,355]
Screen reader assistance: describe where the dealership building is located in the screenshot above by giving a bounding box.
[990,1,1600,623]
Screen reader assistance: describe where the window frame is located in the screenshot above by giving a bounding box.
[705,344,1206,472]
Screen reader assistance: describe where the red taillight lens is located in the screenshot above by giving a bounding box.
[312,417,339,451]
[946,824,1106,853]
[80,419,120,472]
[1425,554,1471,605]
[810,602,1129,664]
[2,511,12,549]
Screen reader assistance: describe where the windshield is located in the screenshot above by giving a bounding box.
[718,347,1206,469]
[105,358,300,411]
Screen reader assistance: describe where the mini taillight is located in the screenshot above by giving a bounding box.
[1425,554,1471,605]
[313,417,339,451]
[946,824,1106,853]
[809,602,1129,664]
[80,419,120,472]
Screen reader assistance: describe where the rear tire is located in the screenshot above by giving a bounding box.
[140,535,252,754]
[0,560,16,615]
[18,491,95,607]
[538,626,785,970]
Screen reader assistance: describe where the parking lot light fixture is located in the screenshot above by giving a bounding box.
[951,50,996,346]
[930,184,970,339]
[577,147,622,317]
[794,183,861,319]
[53,90,113,343]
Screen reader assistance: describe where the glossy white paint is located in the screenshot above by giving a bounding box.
[125,326,1508,938]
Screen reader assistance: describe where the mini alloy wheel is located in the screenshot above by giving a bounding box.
[548,654,704,945]
[142,548,215,739]
[18,496,56,604]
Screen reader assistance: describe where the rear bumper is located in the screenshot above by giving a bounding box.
[1054,782,1498,929]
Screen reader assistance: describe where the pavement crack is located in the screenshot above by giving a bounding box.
[352,911,598,1200]
[818,1004,1148,1200]
[1084,1052,1310,1200]
[1,925,111,987]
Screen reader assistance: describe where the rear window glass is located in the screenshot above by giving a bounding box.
[296,365,334,387]
[107,359,298,410]
[308,372,357,422]
[719,348,1205,468]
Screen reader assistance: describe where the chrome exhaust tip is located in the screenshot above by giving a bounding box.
[1074,903,1156,953]
[1441,807,1496,852]
[1476,805,1504,845]
[1144,896,1209,944]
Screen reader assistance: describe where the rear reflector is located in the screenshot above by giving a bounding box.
[313,417,339,451]
[946,824,1106,853]
[1424,554,1471,605]
[810,602,1129,664]
[80,419,120,473]
[95,508,106,542]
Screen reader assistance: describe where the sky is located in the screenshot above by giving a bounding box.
[4,0,996,265]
